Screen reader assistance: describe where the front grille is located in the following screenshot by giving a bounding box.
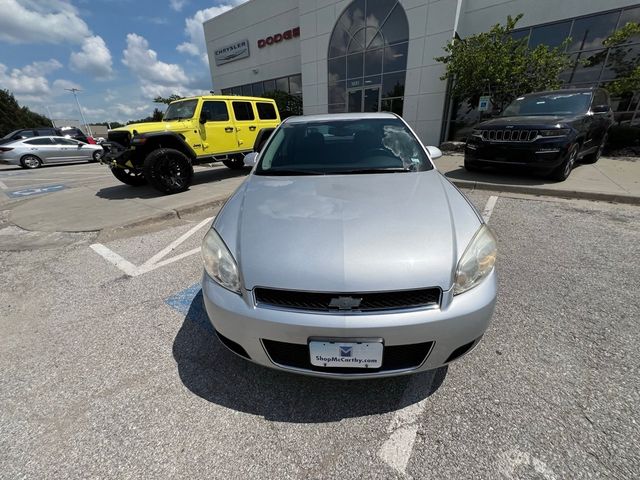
[262,339,433,374]
[254,287,441,312]
[107,130,131,148]
[481,129,538,142]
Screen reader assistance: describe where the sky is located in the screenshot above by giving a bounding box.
[0,0,248,124]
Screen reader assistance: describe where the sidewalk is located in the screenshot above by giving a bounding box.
[435,154,640,205]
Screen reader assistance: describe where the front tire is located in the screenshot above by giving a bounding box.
[111,166,147,186]
[91,149,104,163]
[222,154,246,170]
[143,148,193,194]
[581,133,607,164]
[20,155,42,169]
[548,143,578,182]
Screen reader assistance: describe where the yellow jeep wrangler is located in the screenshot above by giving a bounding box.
[103,95,280,194]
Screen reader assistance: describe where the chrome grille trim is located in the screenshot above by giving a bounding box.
[481,129,538,142]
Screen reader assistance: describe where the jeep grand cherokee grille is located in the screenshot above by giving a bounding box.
[481,129,538,142]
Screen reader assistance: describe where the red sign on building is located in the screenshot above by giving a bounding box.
[257,27,300,48]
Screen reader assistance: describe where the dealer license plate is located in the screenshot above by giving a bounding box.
[309,340,383,369]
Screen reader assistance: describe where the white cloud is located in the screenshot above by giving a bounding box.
[0,59,63,102]
[122,33,201,99]
[70,35,113,78]
[178,1,248,64]
[0,0,91,44]
[169,0,187,12]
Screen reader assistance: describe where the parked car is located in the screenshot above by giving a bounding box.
[103,95,280,194]
[465,88,614,181]
[59,126,95,144]
[0,127,59,145]
[0,136,105,168]
[201,113,498,378]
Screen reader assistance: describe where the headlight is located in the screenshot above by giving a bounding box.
[202,228,241,294]
[454,225,497,295]
[538,129,570,138]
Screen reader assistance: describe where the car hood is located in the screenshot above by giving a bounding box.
[110,120,194,135]
[478,115,578,128]
[215,171,482,292]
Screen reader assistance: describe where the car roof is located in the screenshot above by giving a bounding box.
[283,112,398,124]
[522,88,598,96]
[175,95,277,102]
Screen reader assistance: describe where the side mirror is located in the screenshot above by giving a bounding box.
[244,152,259,167]
[426,146,443,160]
[592,105,610,114]
[199,112,208,124]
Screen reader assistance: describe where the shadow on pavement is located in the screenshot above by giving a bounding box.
[172,290,448,423]
[95,166,248,200]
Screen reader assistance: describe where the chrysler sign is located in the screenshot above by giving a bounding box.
[214,39,250,66]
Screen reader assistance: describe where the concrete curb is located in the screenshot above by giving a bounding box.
[449,179,640,206]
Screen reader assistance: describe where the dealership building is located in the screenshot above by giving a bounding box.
[204,0,640,145]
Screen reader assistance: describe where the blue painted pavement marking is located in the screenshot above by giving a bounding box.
[7,184,66,198]
[165,283,214,334]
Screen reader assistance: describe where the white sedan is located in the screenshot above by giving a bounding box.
[0,136,105,168]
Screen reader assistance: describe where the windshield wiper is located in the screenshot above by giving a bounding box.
[258,168,325,176]
[330,167,412,174]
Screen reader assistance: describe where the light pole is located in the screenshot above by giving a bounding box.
[65,88,93,137]
[45,106,56,128]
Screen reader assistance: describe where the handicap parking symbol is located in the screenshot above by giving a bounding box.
[7,184,66,198]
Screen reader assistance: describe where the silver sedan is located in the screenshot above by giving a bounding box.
[201,113,497,378]
[0,136,104,168]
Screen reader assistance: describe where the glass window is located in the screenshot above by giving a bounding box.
[242,84,253,96]
[380,4,409,45]
[602,43,640,81]
[201,101,229,121]
[363,75,382,87]
[363,87,380,112]
[592,90,608,108]
[263,79,276,92]
[364,48,383,76]
[231,86,242,95]
[328,82,346,104]
[348,28,366,53]
[366,0,396,30]
[36,128,56,136]
[252,82,264,96]
[221,89,232,95]
[289,75,302,95]
[502,92,592,116]
[53,138,79,145]
[347,52,364,79]
[329,22,350,57]
[381,98,403,116]
[24,138,53,145]
[163,99,198,120]
[275,77,289,92]
[566,49,607,83]
[328,103,346,113]
[348,89,362,112]
[511,28,530,43]
[256,102,278,120]
[619,7,640,33]
[568,12,620,52]
[382,72,405,98]
[255,118,431,174]
[528,21,571,49]
[341,0,365,36]
[20,130,36,138]
[383,42,408,73]
[328,57,346,82]
[232,101,255,121]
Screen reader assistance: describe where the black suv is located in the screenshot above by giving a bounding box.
[465,88,614,181]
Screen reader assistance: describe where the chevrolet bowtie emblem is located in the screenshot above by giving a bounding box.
[329,296,363,310]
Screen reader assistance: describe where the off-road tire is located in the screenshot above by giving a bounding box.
[111,167,146,186]
[20,155,42,169]
[222,154,246,170]
[143,148,193,194]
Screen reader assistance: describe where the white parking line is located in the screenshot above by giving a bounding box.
[378,195,500,477]
[90,217,214,276]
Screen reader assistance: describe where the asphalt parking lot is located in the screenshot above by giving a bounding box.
[1,166,639,478]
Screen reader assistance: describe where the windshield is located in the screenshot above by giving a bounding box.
[2,130,21,140]
[502,92,592,116]
[255,118,433,176]
[163,99,198,121]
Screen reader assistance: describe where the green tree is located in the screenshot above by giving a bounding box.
[0,89,52,137]
[262,90,303,118]
[153,94,183,105]
[600,21,640,95]
[436,14,572,112]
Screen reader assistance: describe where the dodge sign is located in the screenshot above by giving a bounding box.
[214,39,250,66]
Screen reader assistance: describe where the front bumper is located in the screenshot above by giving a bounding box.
[202,271,497,378]
[465,138,572,171]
